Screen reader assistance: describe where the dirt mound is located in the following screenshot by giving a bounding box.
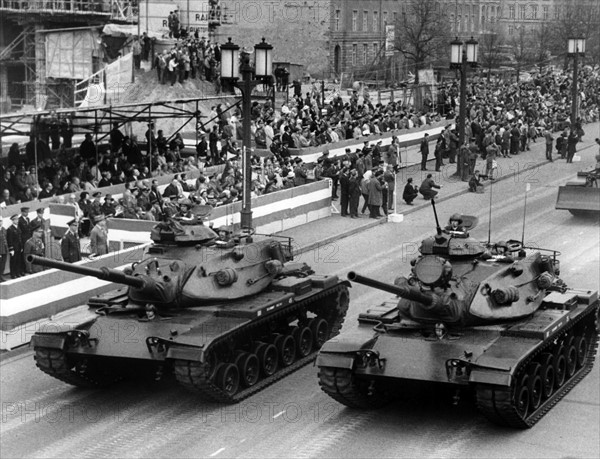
[112,70,237,139]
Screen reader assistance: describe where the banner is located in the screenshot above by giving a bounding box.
[45,29,97,79]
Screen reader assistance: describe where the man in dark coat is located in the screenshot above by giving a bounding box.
[7,214,25,278]
[348,169,362,218]
[18,206,32,244]
[61,219,81,263]
[0,225,9,281]
[420,133,430,170]
[338,167,350,217]
[403,177,419,205]
[79,133,96,161]
[419,174,441,200]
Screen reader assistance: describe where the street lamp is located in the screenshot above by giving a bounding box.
[567,38,586,126]
[449,36,478,179]
[220,37,273,230]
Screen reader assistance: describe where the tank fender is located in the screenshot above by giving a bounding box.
[166,345,204,362]
[31,333,68,350]
[316,353,354,369]
[469,369,512,387]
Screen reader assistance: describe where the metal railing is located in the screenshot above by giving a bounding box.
[0,0,137,20]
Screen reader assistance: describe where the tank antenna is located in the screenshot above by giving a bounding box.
[521,183,530,245]
[431,199,442,236]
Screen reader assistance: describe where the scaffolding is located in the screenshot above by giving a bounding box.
[0,0,136,110]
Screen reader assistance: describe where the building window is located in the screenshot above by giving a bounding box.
[393,12,397,23]
[450,14,455,32]
[373,11,379,32]
[335,10,340,31]
[508,25,514,36]
[519,5,525,19]
[554,6,560,20]
[352,10,358,32]
[383,11,388,26]
[471,15,475,32]
[363,44,368,65]
[543,6,548,20]
[352,44,357,66]
[509,5,515,19]
[532,5,538,19]
[363,11,368,31]
[373,42,378,59]
[457,15,462,32]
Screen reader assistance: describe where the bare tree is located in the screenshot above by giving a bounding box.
[509,25,532,82]
[530,22,555,71]
[479,24,505,81]
[393,0,451,84]
[552,0,600,63]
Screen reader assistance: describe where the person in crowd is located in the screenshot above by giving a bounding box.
[61,219,81,263]
[0,224,9,282]
[420,133,430,171]
[24,222,46,274]
[468,170,485,193]
[402,177,419,205]
[7,214,25,278]
[89,214,109,257]
[419,174,441,200]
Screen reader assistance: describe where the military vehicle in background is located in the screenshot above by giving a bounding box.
[317,201,599,428]
[556,169,600,216]
[30,203,349,402]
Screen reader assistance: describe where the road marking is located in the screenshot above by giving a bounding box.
[273,410,285,419]
[209,447,226,457]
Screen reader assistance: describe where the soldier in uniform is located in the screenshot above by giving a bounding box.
[89,214,109,257]
[24,222,46,274]
[7,214,25,278]
[61,219,81,263]
[18,206,32,244]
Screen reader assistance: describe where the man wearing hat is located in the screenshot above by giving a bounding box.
[87,191,103,225]
[294,158,308,186]
[7,214,25,278]
[61,219,81,263]
[444,214,466,234]
[24,222,46,273]
[31,207,47,232]
[18,206,32,243]
[89,214,109,256]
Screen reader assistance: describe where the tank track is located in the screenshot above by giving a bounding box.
[317,367,393,409]
[476,304,599,428]
[34,348,122,388]
[173,283,350,403]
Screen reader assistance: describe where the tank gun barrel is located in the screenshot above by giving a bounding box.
[347,271,434,306]
[27,255,146,289]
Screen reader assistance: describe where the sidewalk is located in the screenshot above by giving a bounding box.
[280,122,600,254]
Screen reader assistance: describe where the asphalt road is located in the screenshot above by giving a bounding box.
[1,158,599,459]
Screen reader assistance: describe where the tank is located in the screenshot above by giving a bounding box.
[29,214,349,403]
[555,169,600,216]
[316,202,599,428]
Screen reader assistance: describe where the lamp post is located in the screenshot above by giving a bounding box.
[567,38,585,126]
[449,36,478,179]
[220,37,273,230]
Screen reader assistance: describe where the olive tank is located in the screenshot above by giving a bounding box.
[30,210,349,402]
[317,201,599,428]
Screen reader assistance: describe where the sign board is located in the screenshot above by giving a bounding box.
[418,69,435,85]
[139,1,210,37]
[385,24,395,56]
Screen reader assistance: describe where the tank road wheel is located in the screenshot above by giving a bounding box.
[513,373,530,419]
[318,367,393,409]
[565,336,578,379]
[527,363,543,411]
[553,345,567,389]
[575,335,588,368]
[539,353,555,399]
[309,318,329,348]
[235,353,260,388]
[215,363,240,396]
[294,326,313,358]
[273,334,296,367]
[253,342,278,376]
